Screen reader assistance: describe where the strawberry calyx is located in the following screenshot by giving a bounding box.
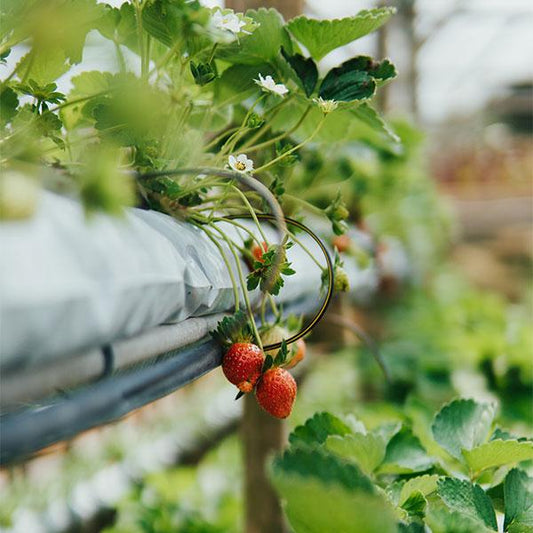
[212,309,255,347]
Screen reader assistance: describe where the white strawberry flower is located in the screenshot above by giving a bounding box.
[228,154,254,173]
[211,10,246,34]
[255,73,289,97]
[208,9,255,43]
[313,97,338,114]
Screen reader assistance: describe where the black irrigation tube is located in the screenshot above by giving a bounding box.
[0,297,319,466]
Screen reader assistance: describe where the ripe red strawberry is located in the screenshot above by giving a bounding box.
[256,367,297,419]
[251,241,268,263]
[222,343,264,393]
[332,234,351,253]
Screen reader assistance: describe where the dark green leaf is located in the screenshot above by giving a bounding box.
[319,59,376,102]
[280,46,318,97]
[274,446,375,493]
[262,354,274,372]
[190,61,217,86]
[431,399,496,459]
[289,412,352,446]
[0,87,18,124]
[381,428,434,474]
[437,477,498,531]
[401,490,427,518]
[504,468,533,531]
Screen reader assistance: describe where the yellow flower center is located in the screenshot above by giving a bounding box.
[235,161,246,171]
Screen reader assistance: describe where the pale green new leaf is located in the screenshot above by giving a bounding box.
[426,507,494,533]
[271,446,396,533]
[398,474,440,506]
[16,49,69,86]
[272,476,397,533]
[217,8,292,65]
[287,8,395,61]
[437,477,498,531]
[463,440,533,474]
[326,433,386,474]
[431,399,496,459]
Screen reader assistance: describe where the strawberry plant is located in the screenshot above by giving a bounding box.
[0,1,406,417]
[270,398,533,533]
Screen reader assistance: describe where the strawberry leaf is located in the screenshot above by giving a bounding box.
[274,340,288,366]
[262,354,274,373]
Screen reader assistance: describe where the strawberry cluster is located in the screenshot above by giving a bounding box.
[213,314,304,419]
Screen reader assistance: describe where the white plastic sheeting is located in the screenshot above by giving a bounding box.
[0,191,330,371]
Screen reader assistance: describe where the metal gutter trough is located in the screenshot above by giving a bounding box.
[0,191,376,464]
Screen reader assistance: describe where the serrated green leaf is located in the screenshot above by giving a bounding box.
[504,468,533,531]
[289,412,352,447]
[287,8,395,61]
[319,65,375,102]
[142,0,208,48]
[271,474,397,533]
[398,475,440,506]
[325,432,386,474]
[95,3,137,50]
[437,477,498,531]
[431,399,496,459]
[352,103,400,143]
[217,8,292,65]
[380,428,434,474]
[426,507,494,533]
[280,46,318,97]
[274,446,375,493]
[401,490,426,518]
[463,440,533,474]
[17,48,70,86]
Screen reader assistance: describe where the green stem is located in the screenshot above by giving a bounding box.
[268,294,280,319]
[208,43,218,63]
[220,95,265,157]
[245,104,312,154]
[210,223,263,350]
[217,217,262,246]
[204,126,240,151]
[114,41,127,73]
[133,0,146,79]
[196,223,240,312]
[230,185,269,244]
[49,91,110,113]
[287,229,323,269]
[253,115,325,173]
[284,193,325,217]
[238,96,293,151]
[149,38,183,76]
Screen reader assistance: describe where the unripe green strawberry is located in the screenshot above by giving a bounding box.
[256,367,297,419]
[333,266,350,292]
[222,343,264,393]
[261,325,289,357]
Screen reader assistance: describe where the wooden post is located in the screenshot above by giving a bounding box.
[242,394,288,533]
[226,0,303,20]
[376,1,390,114]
